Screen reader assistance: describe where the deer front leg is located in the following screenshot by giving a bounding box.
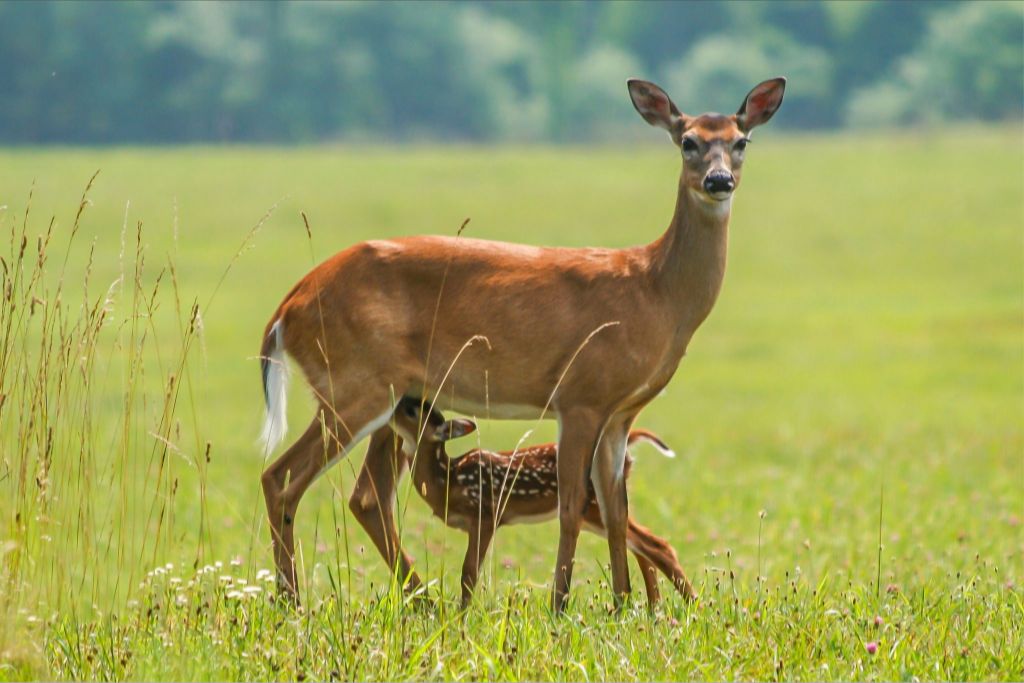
[552,410,604,612]
[591,419,632,609]
[348,426,422,593]
[460,521,496,608]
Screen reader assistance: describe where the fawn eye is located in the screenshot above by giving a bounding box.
[681,138,699,154]
[734,138,749,153]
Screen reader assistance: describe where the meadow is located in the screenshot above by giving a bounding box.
[0,129,1020,680]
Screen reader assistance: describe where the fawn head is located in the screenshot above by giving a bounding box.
[391,397,477,454]
[627,77,786,208]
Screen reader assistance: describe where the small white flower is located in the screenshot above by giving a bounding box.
[243,586,262,595]
[226,590,243,600]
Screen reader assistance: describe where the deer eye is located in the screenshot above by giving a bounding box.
[681,138,699,154]
[734,138,750,153]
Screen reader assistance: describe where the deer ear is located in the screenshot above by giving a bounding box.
[436,418,476,441]
[627,79,684,132]
[736,77,786,132]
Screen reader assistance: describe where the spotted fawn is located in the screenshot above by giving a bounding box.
[391,397,696,608]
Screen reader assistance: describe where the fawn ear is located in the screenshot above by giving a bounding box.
[436,418,476,441]
[736,77,786,132]
[627,79,685,133]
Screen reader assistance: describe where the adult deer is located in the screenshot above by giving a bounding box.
[259,77,785,610]
[386,396,694,608]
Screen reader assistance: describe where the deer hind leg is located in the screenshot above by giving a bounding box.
[262,393,394,601]
[349,425,422,593]
[552,409,604,612]
[460,520,496,609]
[626,518,696,601]
[590,419,633,609]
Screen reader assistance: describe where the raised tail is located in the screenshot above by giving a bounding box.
[626,429,675,458]
[259,319,289,453]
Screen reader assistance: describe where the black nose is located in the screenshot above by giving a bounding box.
[703,172,735,194]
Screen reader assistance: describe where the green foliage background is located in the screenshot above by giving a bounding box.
[1,0,1021,143]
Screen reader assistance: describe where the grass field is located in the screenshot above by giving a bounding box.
[0,129,1021,680]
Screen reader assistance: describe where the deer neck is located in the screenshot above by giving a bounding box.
[648,175,731,340]
[412,443,448,490]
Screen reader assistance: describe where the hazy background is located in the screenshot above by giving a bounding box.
[1,0,1021,144]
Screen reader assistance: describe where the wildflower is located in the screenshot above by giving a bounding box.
[874,615,883,627]
[256,569,273,581]
[243,586,262,595]
[865,641,878,655]
[219,575,233,583]
[230,557,243,567]
[226,590,244,600]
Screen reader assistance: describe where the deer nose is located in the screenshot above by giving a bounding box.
[703,172,735,195]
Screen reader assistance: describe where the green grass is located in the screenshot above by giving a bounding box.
[0,129,1021,680]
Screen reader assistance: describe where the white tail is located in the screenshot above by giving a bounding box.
[627,429,676,459]
[259,320,289,453]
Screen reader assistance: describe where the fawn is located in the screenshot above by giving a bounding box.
[390,397,696,608]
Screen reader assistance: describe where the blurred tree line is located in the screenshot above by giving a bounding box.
[0,0,1020,144]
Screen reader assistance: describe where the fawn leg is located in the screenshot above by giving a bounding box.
[461,520,496,608]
